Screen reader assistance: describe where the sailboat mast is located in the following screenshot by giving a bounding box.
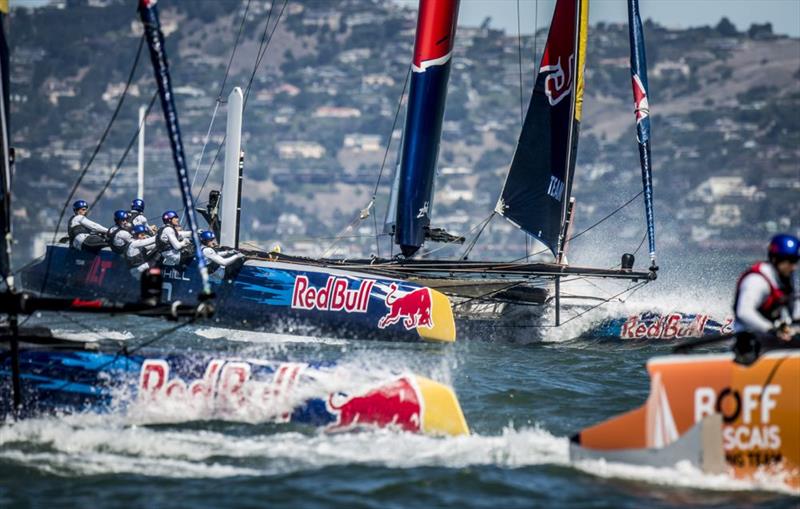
[138,0,211,296]
[0,0,11,291]
[627,0,656,267]
[394,0,459,258]
[137,105,145,200]
[221,87,243,248]
[556,0,588,263]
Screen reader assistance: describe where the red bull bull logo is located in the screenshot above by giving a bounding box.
[291,275,374,313]
[326,376,422,432]
[378,283,434,330]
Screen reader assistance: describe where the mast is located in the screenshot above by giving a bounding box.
[221,87,243,248]
[495,0,589,259]
[627,0,656,268]
[138,0,211,297]
[137,105,145,200]
[0,0,10,291]
[394,0,459,258]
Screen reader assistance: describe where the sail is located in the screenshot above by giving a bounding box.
[495,0,589,258]
[138,0,210,296]
[627,0,656,264]
[394,0,459,258]
[0,1,12,289]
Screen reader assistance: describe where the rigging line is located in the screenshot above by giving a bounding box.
[195,0,288,204]
[187,0,251,203]
[218,0,252,100]
[490,280,648,328]
[47,318,197,393]
[506,190,645,264]
[417,211,495,260]
[90,91,159,209]
[461,211,495,260]
[40,35,145,296]
[516,0,524,125]
[452,281,527,310]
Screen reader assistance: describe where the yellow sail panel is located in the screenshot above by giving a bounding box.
[0,0,7,15]
[573,0,589,122]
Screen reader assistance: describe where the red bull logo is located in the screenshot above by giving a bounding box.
[620,313,733,340]
[291,275,374,313]
[540,54,574,106]
[632,74,650,123]
[378,283,434,330]
[326,376,422,432]
[137,359,303,417]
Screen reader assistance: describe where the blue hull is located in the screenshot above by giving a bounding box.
[0,346,431,431]
[18,246,449,342]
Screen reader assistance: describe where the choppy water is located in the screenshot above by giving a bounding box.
[1,301,797,508]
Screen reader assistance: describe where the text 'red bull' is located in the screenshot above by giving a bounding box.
[327,376,422,432]
[291,275,374,313]
[137,359,303,420]
[378,283,434,330]
[620,313,723,339]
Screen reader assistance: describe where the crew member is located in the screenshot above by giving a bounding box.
[107,210,133,255]
[199,230,245,277]
[734,234,799,341]
[68,200,109,252]
[126,224,158,276]
[129,198,156,233]
[156,210,194,266]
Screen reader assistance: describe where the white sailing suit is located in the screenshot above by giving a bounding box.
[126,236,157,277]
[158,225,191,266]
[734,262,799,333]
[69,215,108,250]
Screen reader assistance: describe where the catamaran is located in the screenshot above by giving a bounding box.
[229,0,660,331]
[16,0,457,343]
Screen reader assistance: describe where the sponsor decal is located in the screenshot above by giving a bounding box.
[378,283,434,331]
[163,268,191,281]
[137,359,303,417]
[540,54,574,106]
[291,275,374,313]
[620,313,732,340]
[547,175,565,201]
[694,384,784,468]
[327,377,421,432]
[85,256,112,286]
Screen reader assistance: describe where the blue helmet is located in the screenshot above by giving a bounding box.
[73,200,88,211]
[131,198,145,212]
[200,230,216,244]
[162,210,178,223]
[114,209,129,223]
[769,234,799,262]
[132,224,149,236]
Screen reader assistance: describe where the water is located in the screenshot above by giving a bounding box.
[1,309,797,508]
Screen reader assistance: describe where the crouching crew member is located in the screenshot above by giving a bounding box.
[68,200,109,253]
[129,198,156,233]
[107,210,133,255]
[156,210,194,266]
[200,230,245,278]
[126,224,158,277]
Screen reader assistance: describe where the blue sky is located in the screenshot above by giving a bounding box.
[399,0,800,37]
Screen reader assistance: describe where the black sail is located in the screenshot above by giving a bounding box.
[495,0,588,257]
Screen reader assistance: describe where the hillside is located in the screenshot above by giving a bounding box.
[6,0,799,266]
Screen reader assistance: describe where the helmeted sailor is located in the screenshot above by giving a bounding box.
[67,200,109,253]
[156,210,193,266]
[734,234,799,341]
[199,230,245,277]
[107,209,133,255]
[126,224,158,277]
[129,198,156,233]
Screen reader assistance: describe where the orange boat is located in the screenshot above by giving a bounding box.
[570,344,799,489]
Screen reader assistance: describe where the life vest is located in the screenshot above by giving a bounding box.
[128,210,141,223]
[107,225,131,255]
[201,246,220,273]
[155,225,174,252]
[67,214,92,242]
[734,262,793,322]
